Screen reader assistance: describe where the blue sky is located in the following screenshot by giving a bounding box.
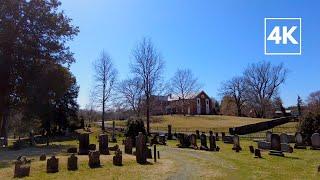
[60,0,320,108]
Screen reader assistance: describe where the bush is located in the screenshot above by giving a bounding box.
[125,117,146,146]
[298,113,320,143]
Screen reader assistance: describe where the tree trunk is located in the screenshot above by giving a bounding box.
[0,108,9,146]
[102,81,106,132]
[146,95,150,135]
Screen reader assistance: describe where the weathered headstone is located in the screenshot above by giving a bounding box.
[215,132,219,141]
[40,154,46,161]
[124,137,133,154]
[190,134,198,149]
[78,133,90,155]
[280,133,289,144]
[266,131,272,142]
[257,141,271,150]
[159,134,166,145]
[232,135,242,151]
[99,134,110,155]
[177,133,191,148]
[209,134,218,151]
[254,149,262,158]
[113,149,122,166]
[196,130,200,139]
[14,156,31,178]
[294,132,306,149]
[200,132,209,150]
[47,156,59,173]
[167,125,172,140]
[249,146,254,153]
[88,150,101,168]
[67,154,78,171]
[269,134,284,156]
[311,133,320,150]
[136,132,148,164]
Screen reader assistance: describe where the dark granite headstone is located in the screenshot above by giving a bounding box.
[14,156,31,178]
[254,149,262,158]
[200,132,209,150]
[99,134,110,155]
[47,156,59,173]
[124,137,133,154]
[78,133,90,155]
[269,134,284,156]
[88,150,101,168]
[136,132,148,164]
[113,149,122,166]
[167,125,172,140]
[249,146,254,153]
[209,134,217,151]
[196,130,200,139]
[40,154,46,161]
[190,134,198,149]
[215,132,220,141]
[67,154,78,171]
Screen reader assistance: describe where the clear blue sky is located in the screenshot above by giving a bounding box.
[59,0,320,108]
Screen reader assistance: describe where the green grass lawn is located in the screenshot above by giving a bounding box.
[108,115,271,132]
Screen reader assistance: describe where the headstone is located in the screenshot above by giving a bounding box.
[147,148,152,159]
[67,154,78,171]
[257,141,271,150]
[88,150,101,168]
[280,133,289,144]
[47,156,59,173]
[266,131,272,142]
[223,135,234,144]
[209,134,218,151]
[196,130,200,139]
[209,130,213,136]
[190,134,198,149]
[269,134,284,156]
[67,147,77,153]
[88,144,96,151]
[40,154,46,161]
[177,133,191,148]
[78,133,89,155]
[249,146,254,153]
[124,137,133,154]
[136,132,148,164]
[221,132,226,140]
[153,145,157,162]
[311,133,320,150]
[200,132,209,150]
[215,132,220,141]
[167,125,172,140]
[232,135,242,151]
[281,143,293,153]
[113,149,122,166]
[294,132,306,149]
[14,156,31,178]
[99,134,110,155]
[254,149,262,158]
[159,134,166,145]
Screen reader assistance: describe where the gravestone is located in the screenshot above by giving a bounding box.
[190,134,198,149]
[113,149,122,166]
[266,131,272,142]
[232,135,242,151]
[294,132,306,149]
[254,149,262,158]
[196,130,200,139]
[280,133,289,144]
[311,133,320,150]
[209,134,217,151]
[88,150,101,168]
[47,156,59,173]
[167,125,172,140]
[249,146,254,153]
[159,134,166,145]
[136,132,148,164]
[200,132,209,150]
[78,133,90,155]
[67,154,78,171]
[257,141,271,150]
[223,135,234,144]
[99,134,110,155]
[67,147,77,153]
[124,137,133,154]
[209,130,213,136]
[281,143,293,153]
[147,148,152,159]
[215,132,219,141]
[221,132,226,140]
[269,134,284,156]
[40,154,46,161]
[177,133,191,148]
[14,156,31,178]
[88,144,96,151]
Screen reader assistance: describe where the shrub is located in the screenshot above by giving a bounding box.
[298,113,320,143]
[125,117,146,146]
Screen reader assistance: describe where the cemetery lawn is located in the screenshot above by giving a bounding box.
[1,137,319,179]
[108,115,271,132]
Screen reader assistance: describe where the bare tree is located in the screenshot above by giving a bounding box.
[219,76,246,116]
[92,51,118,131]
[170,69,201,115]
[244,61,287,118]
[118,77,143,117]
[131,38,164,135]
